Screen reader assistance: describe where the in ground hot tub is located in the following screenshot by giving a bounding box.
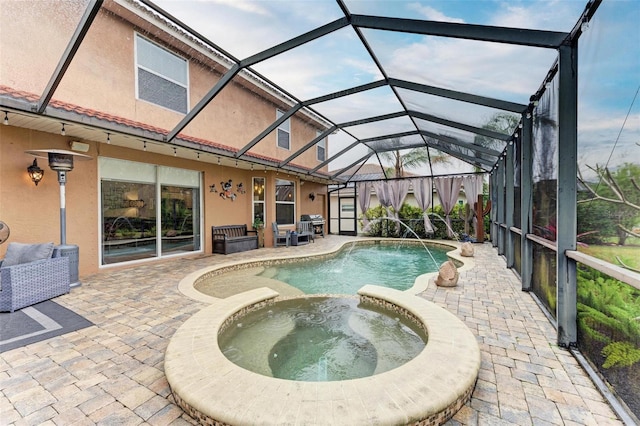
[165,286,480,425]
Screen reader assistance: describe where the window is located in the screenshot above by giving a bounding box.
[275,179,295,224]
[136,34,188,113]
[317,131,326,162]
[253,177,265,226]
[341,203,354,212]
[100,158,201,265]
[276,109,290,150]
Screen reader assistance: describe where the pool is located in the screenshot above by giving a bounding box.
[259,243,449,294]
[191,240,454,299]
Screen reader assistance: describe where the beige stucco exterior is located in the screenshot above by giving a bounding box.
[0,0,330,277]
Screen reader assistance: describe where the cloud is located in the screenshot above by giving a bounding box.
[406,3,466,23]
[202,0,272,16]
[151,0,637,178]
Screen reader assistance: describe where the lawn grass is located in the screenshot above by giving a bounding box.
[579,243,640,270]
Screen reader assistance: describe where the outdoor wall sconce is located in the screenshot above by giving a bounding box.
[27,159,44,186]
[309,192,316,201]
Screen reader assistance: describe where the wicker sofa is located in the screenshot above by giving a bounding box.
[0,243,71,312]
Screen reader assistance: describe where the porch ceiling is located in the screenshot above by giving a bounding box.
[0,0,597,184]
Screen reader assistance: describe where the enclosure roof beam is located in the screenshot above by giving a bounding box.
[409,110,511,141]
[419,130,503,157]
[241,18,349,67]
[236,104,303,157]
[304,80,388,105]
[350,14,569,48]
[359,130,421,144]
[37,0,104,114]
[338,111,407,128]
[330,152,375,180]
[167,64,241,142]
[388,78,527,113]
[278,126,337,167]
[425,140,495,167]
[310,139,362,173]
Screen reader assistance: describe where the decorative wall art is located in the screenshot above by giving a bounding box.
[211,180,247,201]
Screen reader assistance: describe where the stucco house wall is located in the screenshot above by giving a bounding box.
[0,0,330,276]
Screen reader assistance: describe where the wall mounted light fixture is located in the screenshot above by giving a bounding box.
[27,159,44,186]
[309,192,315,201]
[3,111,8,125]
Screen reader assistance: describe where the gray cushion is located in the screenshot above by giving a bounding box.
[1,242,55,267]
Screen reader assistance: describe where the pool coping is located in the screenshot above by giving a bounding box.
[178,238,474,303]
[165,285,481,425]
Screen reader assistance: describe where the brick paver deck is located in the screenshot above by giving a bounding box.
[0,237,624,425]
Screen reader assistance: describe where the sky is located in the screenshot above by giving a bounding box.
[152,0,639,178]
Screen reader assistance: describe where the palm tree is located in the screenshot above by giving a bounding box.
[380,138,450,178]
[474,112,519,150]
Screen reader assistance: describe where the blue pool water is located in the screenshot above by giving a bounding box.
[259,243,449,294]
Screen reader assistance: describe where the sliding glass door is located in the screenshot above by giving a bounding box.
[100,158,201,265]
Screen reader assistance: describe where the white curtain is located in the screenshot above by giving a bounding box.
[411,178,434,234]
[372,181,391,216]
[357,181,372,229]
[462,175,483,235]
[388,180,410,219]
[434,177,463,237]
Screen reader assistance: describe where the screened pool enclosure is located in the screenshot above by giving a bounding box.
[1,0,638,421]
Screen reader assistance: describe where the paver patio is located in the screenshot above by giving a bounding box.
[0,236,624,425]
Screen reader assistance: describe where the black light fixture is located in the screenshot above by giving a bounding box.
[3,111,8,125]
[309,192,316,201]
[27,159,44,186]
[61,123,66,136]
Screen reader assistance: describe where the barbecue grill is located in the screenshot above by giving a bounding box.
[301,214,325,237]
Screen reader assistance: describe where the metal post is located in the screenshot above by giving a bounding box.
[496,161,505,255]
[556,43,578,348]
[490,172,498,247]
[521,114,534,291]
[505,141,515,267]
[58,171,67,245]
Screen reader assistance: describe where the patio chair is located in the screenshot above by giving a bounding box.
[296,221,315,243]
[0,243,71,312]
[272,222,290,247]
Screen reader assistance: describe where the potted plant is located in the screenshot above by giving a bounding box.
[252,217,265,247]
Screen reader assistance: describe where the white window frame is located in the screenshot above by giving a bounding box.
[252,177,266,226]
[275,179,295,225]
[135,33,189,113]
[98,158,202,267]
[276,109,291,150]
[317,131,326,162]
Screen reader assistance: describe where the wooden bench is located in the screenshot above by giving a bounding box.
[212,225,258,255]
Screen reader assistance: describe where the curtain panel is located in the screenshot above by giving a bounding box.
[411,178,434,234]
[434,177,463,237]
[462,175,483,234]
[357,181,372,229]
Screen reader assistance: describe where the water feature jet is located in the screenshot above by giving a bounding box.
[363,216,440,269]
